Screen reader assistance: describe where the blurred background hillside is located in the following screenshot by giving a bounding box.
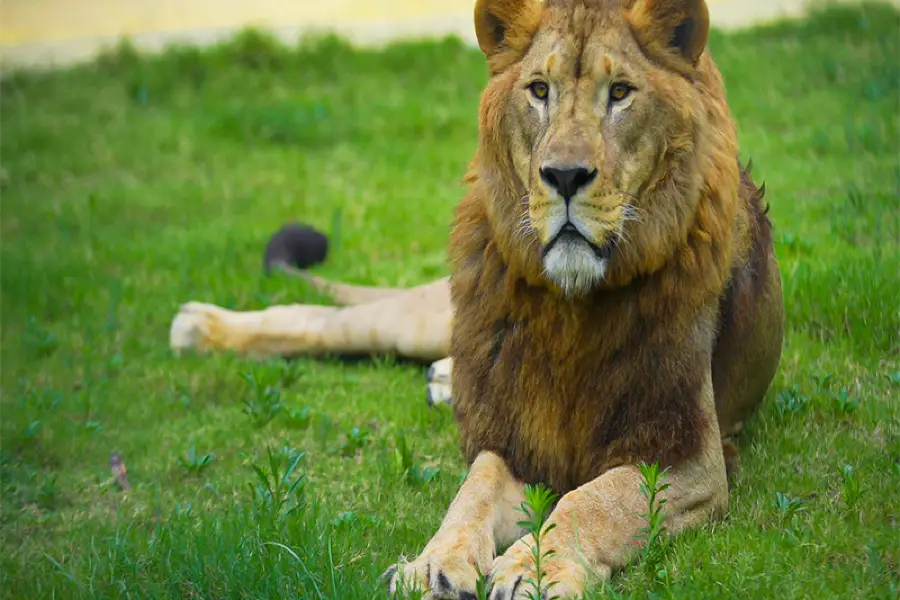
[4,0,897,70]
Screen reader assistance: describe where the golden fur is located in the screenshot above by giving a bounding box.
[170,0,783,596]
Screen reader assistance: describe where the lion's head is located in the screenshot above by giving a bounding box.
[471,0,739,297]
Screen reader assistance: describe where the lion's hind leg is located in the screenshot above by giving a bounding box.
[170,301,345,358]
[712,234,784,482]
[170,278,452,362]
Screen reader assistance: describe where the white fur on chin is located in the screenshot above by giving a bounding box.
[542,237,607,297]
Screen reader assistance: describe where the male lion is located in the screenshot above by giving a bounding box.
[171,0,784,596]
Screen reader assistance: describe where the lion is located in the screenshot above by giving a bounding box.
[171,0,784,596]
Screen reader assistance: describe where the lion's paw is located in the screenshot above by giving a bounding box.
[383,542,488,599]
[169,302,231,354]
[488,536,587,600]
[426,357,453,407]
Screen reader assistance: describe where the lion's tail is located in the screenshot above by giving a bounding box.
[277,266,406,306]
[262,222,406,307]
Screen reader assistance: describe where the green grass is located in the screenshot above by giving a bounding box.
[1,3,898,598]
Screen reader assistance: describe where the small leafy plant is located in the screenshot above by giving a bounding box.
[35,474,60,510]
[165,384,193,409]
[773,492,811,545]
[22,421,41,441]
[174,501,193,518]
[338,426,372,457]
[474,565,490,600]
[773,491,805,518]
[179,445,216,475]
[814,374,859,415]
[635,461,672,568]
[313,412,335,448]
[832,387,859,415]
[841,464,862,508]
[239,361,305,427]
[248,445,306,522]
[284,405,312,430]
[23,387,63,412]
[1,458,62,512]
[516,483,561,600]
[812,372,834,391]
[22,317,58,358]
[776,385,809,417]
[392,434,440,486]
[241,366,285,426]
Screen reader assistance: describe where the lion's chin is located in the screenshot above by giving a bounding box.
[542,235,607,298]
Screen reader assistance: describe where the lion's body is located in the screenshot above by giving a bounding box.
[171,0,784,595]
[450,164,781,493]
[443,1,783,501]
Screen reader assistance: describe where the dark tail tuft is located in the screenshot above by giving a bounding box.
[263,222,329,275]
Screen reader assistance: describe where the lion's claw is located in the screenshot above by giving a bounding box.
[384,553,485,599]
[487,536,587,600]
[486,574,523,600]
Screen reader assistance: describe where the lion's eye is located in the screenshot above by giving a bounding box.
[609,83,633,102]
[528,81,549,101]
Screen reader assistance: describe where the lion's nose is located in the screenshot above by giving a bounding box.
[540,165,597,202]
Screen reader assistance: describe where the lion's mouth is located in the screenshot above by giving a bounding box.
[542,223,617,261]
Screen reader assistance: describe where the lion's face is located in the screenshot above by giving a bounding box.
[475,0,714,296]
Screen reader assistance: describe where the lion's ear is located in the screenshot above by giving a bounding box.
[474,0,544,73]
[626,0,710,68]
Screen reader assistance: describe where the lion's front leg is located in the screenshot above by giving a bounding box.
[426,357,454,406]
[385,451,526,599]
[489,376,728,599]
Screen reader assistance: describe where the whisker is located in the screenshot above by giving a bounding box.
[616,222,636,255]
[515,209,536,237]
[621,203,645,224]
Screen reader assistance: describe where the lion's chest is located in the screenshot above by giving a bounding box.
[453,306,637,493]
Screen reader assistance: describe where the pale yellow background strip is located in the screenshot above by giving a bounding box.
[1,0,895,70]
